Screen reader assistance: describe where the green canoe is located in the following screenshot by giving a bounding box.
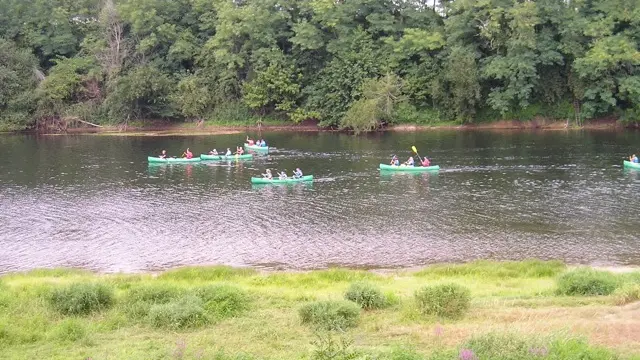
[244,143,269,152]
[624,160,640,169]
[148,156,202,163]
[379,163,440,171]
[200,154,253,161]
[251,175,313,184]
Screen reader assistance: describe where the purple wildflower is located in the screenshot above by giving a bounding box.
[434,324,444,337]
[459,348,478,360]
[529,346,549,357]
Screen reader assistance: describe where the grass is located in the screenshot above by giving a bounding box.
[0,261,639,359]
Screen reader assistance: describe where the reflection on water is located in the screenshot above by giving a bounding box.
[0,130,639,273]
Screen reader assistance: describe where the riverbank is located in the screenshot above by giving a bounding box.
[1,260,639,359]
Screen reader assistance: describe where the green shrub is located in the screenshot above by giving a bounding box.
[462,333,619,360]
[146,295,207,329]
[463,333,537,360]
[48,283,114,316]
[613,283,640,305]
[299,300,361,331]
[311,333,359,360]
[549,338,619,360]
[344,282,387,310]
[556,269,619,296]
[53,318,87,342]
[414,283,471,319]
[194,284,250,319]
[123,283,182,319]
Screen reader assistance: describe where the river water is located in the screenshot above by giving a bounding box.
[0,130,639,273]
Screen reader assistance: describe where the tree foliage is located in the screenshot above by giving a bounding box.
[1,0,640,131]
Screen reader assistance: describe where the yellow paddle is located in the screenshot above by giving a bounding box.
[411,146,423,162]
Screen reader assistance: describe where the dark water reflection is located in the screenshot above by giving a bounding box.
[0,130,639,273]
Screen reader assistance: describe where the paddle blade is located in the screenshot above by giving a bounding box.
[411,146,418,153]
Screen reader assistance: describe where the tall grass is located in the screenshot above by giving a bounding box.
[299,300,361,331]
[415,260,565,279]
[556,268,619,296]
[193,284,250,319]
[414,284,471,319]
[344,282,388,310]
[159,266,256,281]
[48,283,114,315]
[146,295,207,330]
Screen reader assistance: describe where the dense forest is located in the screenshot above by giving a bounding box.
[0,0,639,132]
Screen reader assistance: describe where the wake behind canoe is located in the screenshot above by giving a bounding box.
[148,156,202,163]
[624,160,640,169]
[251,175,313,184]
[379,163,439,171]
[200,154,253,161]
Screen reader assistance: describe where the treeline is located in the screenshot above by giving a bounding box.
[1,0,639,132]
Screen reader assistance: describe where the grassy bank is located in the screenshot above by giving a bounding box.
[1,261,640,359]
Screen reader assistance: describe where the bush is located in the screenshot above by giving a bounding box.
[555,269,619,296]
[124,283,182,319]
[344,282,387,310]
[146,295,207,330]
[49,283,114,316]
[194,284,250,319]
[613,283,640,305]
[414,283,471,319]
[53,319,87,342]
[311,333,359,360]
[299,300,361,331]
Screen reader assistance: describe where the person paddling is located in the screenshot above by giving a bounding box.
[404,156,414,167]
[293,168,303,178]
[279,171,288,180]
[631,154,639,163]
[246,136,255,146]
[159,150,167,159]
[209,149,218,155]
[236,146,244,155]
[390,155,400,166]
[262,169,273,180]
[421,157,431,167]
[225,148,232,156]
[183,148,193,159]
[260,139,267,147]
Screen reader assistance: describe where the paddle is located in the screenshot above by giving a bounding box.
[411,146,423,163]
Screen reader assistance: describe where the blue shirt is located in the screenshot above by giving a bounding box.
[633,157,639,163]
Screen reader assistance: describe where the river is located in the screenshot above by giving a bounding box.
[0,130,639,273]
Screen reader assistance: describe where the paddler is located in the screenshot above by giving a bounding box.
[159,150,167,159]
[404,156,414,167]
[421,157,431,167]
[183,148,193,159]
[236,146,244,155]
[246,136,255,146]
[390,155,400,166]
[293,168,303,178]
[631,154,639,163]
[225,148,232,156]
[209,149,218,155]
[262,169,273,179]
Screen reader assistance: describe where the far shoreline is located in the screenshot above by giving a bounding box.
[3,117,637,136]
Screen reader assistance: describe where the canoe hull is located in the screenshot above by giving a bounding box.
[251,175,313,184]
[624,160,640,169]
[148,156,201,163]
[200,154,253,161]
[244,143,269,152]
[379,163,440,171]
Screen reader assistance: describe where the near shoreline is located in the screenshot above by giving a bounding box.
[1,260,639,359]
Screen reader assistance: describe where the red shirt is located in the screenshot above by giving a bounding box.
[186,151,193,159]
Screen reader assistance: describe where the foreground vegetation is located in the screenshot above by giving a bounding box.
[1,260,640,359]
[1,0,640,133]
